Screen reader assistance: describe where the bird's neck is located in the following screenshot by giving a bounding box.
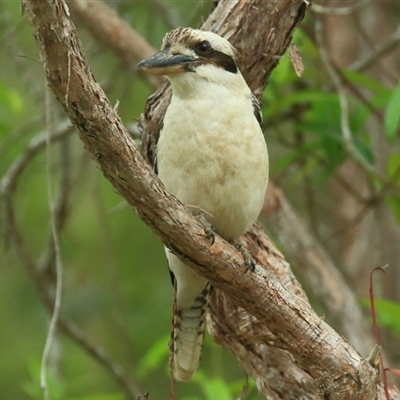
[168,65,250,101]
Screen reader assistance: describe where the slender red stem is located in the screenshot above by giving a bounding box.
[369,266,390,400]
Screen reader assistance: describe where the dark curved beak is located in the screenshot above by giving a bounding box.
[135,49,196,75]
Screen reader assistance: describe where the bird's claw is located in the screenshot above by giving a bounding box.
[235,243,256,272]
[196,211,215,245]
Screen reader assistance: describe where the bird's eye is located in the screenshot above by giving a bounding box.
[195,41,212,56]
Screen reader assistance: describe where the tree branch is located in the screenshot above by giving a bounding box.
[21,0,399,398]
[262,182,376,356]
[66,0,164,88]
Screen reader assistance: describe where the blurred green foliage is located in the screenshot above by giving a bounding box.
[361,298,400,340]
[1,1,400,399]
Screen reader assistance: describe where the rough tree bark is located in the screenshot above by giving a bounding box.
[22,0,400,399]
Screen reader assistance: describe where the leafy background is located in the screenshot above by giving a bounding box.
[1,1,400,399]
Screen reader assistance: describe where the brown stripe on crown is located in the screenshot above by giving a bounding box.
[162,27,195,50]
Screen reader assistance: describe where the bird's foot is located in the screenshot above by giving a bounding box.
[235,242,256,273]
[197,212,215,245]
[186,205,215,245]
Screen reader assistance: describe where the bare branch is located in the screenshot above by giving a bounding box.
[1,120,71,196]
[315,17,389,184]
[262,183,376,357]
[0,118,142,398]
[1,120,72,246]
[350,23,400,72]
[66,0,164,88]
[40,92,64,400]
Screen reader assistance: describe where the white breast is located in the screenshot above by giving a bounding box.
[157,68,269,241]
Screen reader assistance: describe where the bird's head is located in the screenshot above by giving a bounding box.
[135,27,239,83]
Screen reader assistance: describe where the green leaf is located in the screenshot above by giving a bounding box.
[344,70,390,97]
[353,135,374,164]
[23,359,64,400]
[385,195,400,225]
[263,90,339,121]
[136,334,169,378]
[272,149,306,172]
[0,80,23,114]
[386,152,400,180]
[319,130,346,169]
[385,82,400,143]
[192,372,233,400]
[361,298,400,339]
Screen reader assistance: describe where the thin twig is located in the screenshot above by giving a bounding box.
[0,120,72,196]
[0,118,141,398]
[350,23,400,73]
[369,266,391,400]
[56,317,142,400]
[40,89,64,399]
[351,9,398,85]
[66,0,163,88]
[38,135,72,275]
[0,2,44,102]
[1,121,73,247]
[2,165,142,400]
[315,17,388,184]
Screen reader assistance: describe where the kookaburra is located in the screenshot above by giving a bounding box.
[136,27,269,382]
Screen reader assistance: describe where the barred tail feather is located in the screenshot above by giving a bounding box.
[170,283,211,382]
[165,248,211,382]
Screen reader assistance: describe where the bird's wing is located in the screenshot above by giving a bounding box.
[251,92,263,128]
